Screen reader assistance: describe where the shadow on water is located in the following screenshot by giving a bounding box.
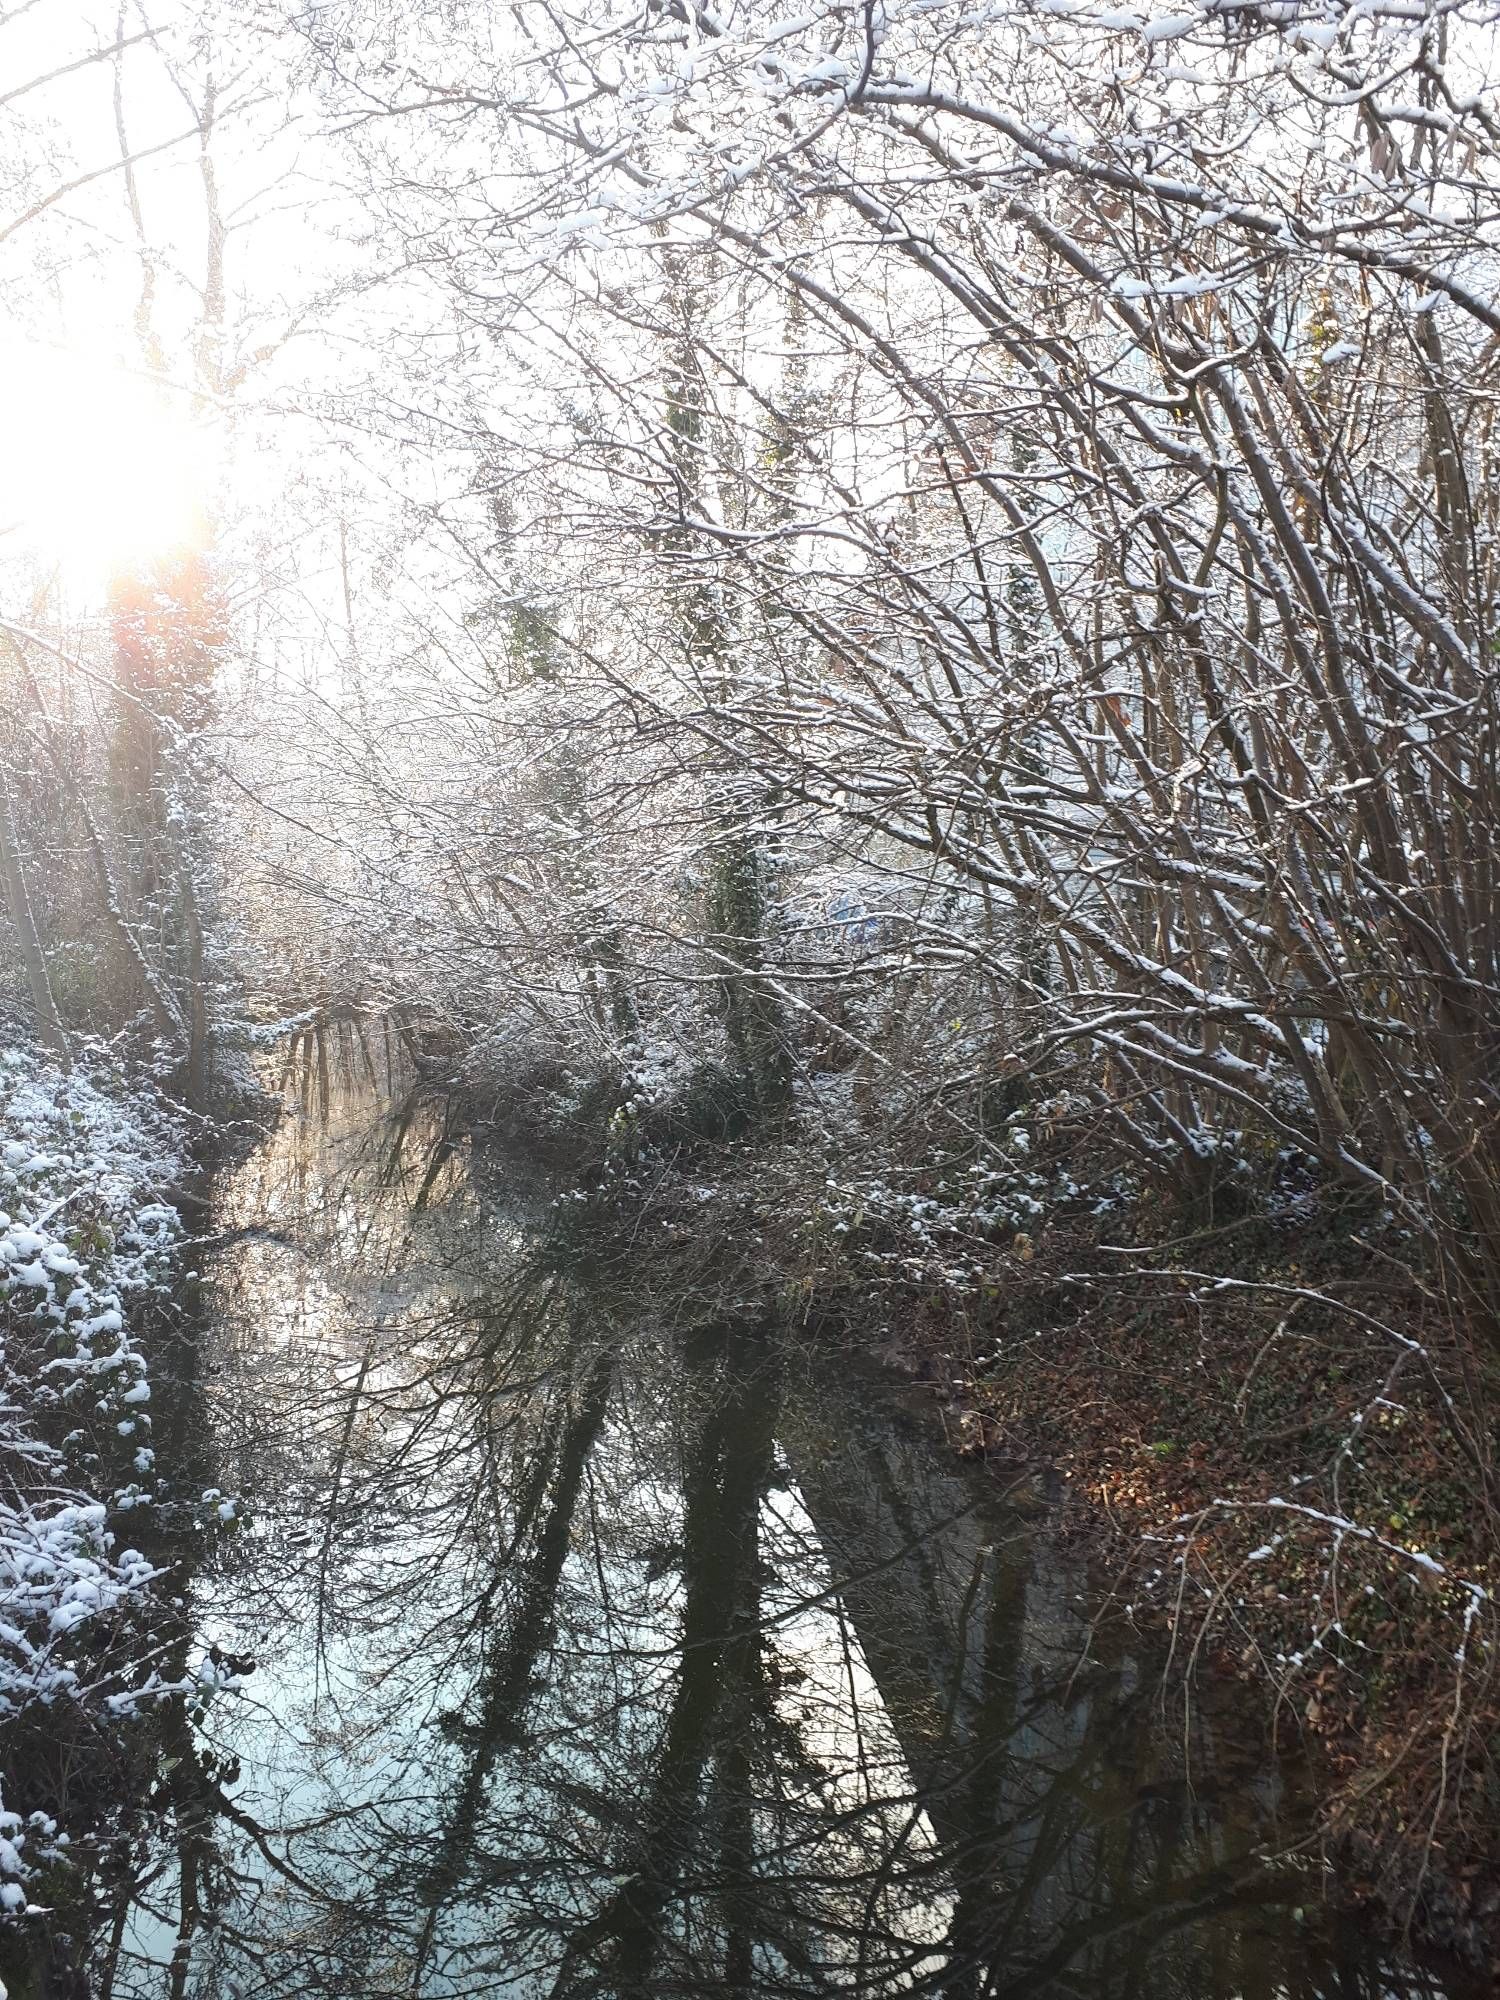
[64,1031,1477,1997]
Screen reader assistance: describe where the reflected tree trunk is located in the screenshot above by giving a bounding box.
[408,1338,617,1985]
[552,1324,780,1997]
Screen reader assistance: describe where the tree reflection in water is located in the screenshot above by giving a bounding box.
[89,1035,1461,1999]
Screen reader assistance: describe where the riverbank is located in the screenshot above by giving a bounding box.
[823,1223,1500,1972]
[0,1043,189,1932]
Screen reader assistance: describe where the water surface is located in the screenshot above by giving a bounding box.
[84,1054,1469,1997]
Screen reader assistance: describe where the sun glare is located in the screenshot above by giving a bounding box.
[1,342,213,585]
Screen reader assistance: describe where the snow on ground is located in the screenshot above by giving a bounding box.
[0,1044,186,1909]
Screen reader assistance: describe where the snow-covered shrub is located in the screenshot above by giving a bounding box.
[0,1774,66,1920]
[0,1044,186,1902]
[1,1047,182,1482]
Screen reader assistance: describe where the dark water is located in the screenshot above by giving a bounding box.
[42,1053,1474,1996]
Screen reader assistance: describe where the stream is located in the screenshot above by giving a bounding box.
[52,1049,1476,1996]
